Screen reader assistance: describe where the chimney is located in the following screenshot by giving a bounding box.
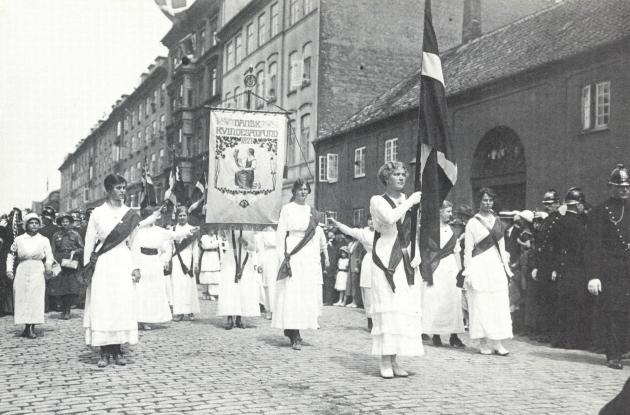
[462,0,482,43]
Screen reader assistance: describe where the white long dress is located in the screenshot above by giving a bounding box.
[216,232,261,317]
[271,202,321,330]
[7,233,53,325]
[421,224,465,335]
[83,203,140,346]
[132,225,188,324]
[168,224,200,316]
[197,234,223,290]
[464,214,513,341]
[369,195,423,356]
[255,231,278,312]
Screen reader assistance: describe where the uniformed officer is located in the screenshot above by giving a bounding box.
[585,164,630,369]
[530,189,562,342]
[549,187,588,349]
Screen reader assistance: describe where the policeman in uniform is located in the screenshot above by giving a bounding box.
[586,164,630,369]
[548,187,588,349]
[531,189,562,342]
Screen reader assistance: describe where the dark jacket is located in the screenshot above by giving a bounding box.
[531,211,562,280]
[584,198,630,312]
[549,210,587,284]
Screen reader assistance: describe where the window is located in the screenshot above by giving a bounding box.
[255,69,265,108]
[210,18,218,46]
[318,155,327,182]
[353,208,365,227]
[152,120,158,135]
[210,67,217,97]
[234,33,243,64]
[116,121,122,137]
[186,87,194,108]
[178,128,183,143]
[89,165,93,181]
[286,120,296,164]
[326,211,338,221]
[385,138,398,162]
[581,81,611,130]
[258,13,267,46]
[84,188,89,203]
[160,82,166,106]
[225,41,234,71]
[327,153,339,183]
[270,3,279,37]
[302,43,312,86]
[145,126,152,143]
[288,51,300,92]
[289,0,300,25]
[150,153,156,175]
[199,28,206,56]
[138,104,143,122]
[246,23,254,55]
[268,61,278,101]
[132,110,136,125]
[300,113,311,160]
[160,114,166,132]
[145,97,151,116]
[136,161,142,182]
[159,148,165,168]
[304,0,314,14]
[137,131,143,149]
[152,90,158,113]
[354,146,366,178]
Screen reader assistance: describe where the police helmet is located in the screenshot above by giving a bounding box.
[608,164,630,186]
[564,187,586,205]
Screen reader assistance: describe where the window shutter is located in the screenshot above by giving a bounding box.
[581,85,591,130]
[318,155,327,182]
[327,153,338,183]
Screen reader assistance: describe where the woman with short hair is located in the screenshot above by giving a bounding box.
[272,179,326,350]
[463,187,513,356]
[369,161,423,378]
[6,213,53,338]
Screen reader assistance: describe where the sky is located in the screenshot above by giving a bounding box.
[0,0,173,214]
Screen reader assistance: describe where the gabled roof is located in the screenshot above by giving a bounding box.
[325,0,630,139]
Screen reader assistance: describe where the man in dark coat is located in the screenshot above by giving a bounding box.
[548,187,589,349]
[39,206,60,312]
[585,164,630,369]
[530,189,562,342]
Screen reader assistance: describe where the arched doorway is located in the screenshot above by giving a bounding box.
[471,126,526,211]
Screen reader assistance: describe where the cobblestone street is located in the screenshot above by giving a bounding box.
[0,296,628,414]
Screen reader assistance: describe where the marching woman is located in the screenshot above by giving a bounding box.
[272,179,322,350]
[369,161,423,378]
[83,174,159,367]
[216,231,261,329]
[49,213,83,320]
[197,229,224,300]
[420,200,466,348]
[463,187,513,356]
[330,215,375,331]
[6,213,53,338]
[168,206,201,322]
[255,228,278,320]
[133,208,198,330]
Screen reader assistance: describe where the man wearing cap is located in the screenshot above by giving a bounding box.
[585,164,630,369]
[530,190,562,343]
[39,206,60,313]
[547,187,588,349]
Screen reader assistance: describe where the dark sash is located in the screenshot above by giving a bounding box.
[173,229,194,278]
[277,210,319,281]
[371,194,414,292]
[80,209,141,286]
[232,230,249,283]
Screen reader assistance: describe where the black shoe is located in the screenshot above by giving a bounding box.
[607,359,623,370]
[449,335,465,349]
[225,318,234,330]
[235,317,244,329]
[27,325,37,339]
[421,333,430,341]
[114,354,127,366]
[367,318,373,331]
[292,338,302,350]
[432,335,443,347]
[97,355,109,368]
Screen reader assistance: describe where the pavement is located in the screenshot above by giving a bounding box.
[0,296,628,414]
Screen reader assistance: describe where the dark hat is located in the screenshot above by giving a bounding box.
[42,206,56,220]
[55,212,74,225]
[455,205,475,219]
[542,190,560,204]
[608,163,630,186]
[564,187,586,205]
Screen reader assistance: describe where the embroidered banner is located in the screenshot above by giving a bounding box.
[206,109,286,229]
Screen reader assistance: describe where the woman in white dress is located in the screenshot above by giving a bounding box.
[330,216,375,331]
[272,179,322,350]
[463,187,513,356]
[421,200,466,348]
[133,208,197,330]
[216,231,261,329]
[6,213,53,339]
[255,228,278,320]
[369,161,423,378]
[197,229,224,300]
[83,174,159,367]
[167,206,201,322]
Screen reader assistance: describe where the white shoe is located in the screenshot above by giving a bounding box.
[379,356,393,379]
[391,360,408,377]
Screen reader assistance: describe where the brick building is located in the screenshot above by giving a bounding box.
[59,57,170,211]
[314,0,630,225]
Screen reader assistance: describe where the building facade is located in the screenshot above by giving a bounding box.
[314,0,630,225]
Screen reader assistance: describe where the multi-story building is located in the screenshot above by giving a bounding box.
[160,0,250,199]
[59,57,170,211]
[314,0,630,225]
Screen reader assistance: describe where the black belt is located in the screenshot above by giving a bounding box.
[202,248,219,252]
[338,268,348,272]
[140,247,159,256]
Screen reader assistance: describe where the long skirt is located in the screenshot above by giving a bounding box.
[468,289,513,340]
[421,255,464,335]
[171,263,201,315]
[14,260,45,325]
[216,254,260,317]
[84,244,138,346]
[362,287,373,318]
[134,254,172,323]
